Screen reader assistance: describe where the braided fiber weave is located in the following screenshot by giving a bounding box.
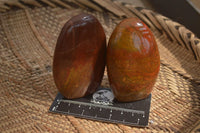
[0,0,200,132]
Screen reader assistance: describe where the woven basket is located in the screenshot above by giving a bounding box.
[0,0,200,132]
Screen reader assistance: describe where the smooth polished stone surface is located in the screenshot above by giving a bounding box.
[107,17,160,102]
[53,14,106,99]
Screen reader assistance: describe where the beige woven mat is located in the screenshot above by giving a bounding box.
[0,0,200,132]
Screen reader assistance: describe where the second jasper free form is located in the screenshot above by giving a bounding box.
[107,18,160,102]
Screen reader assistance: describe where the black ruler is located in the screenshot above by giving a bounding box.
[49,87,151,127]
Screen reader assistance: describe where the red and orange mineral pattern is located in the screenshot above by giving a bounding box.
[107,17,160,102]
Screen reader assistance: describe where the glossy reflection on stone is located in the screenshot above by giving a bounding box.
[107,18,160,102]
[53,14,106,99]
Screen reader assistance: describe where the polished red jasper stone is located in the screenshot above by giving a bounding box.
[53,14,106,99]
[107,18,160,102]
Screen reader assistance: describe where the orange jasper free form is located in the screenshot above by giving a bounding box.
[53,14,106,99]
[107,18,160,102]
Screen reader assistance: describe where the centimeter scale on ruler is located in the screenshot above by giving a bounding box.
[49,87,151,127]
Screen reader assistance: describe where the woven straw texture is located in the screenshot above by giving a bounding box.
[0,0,200,132]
